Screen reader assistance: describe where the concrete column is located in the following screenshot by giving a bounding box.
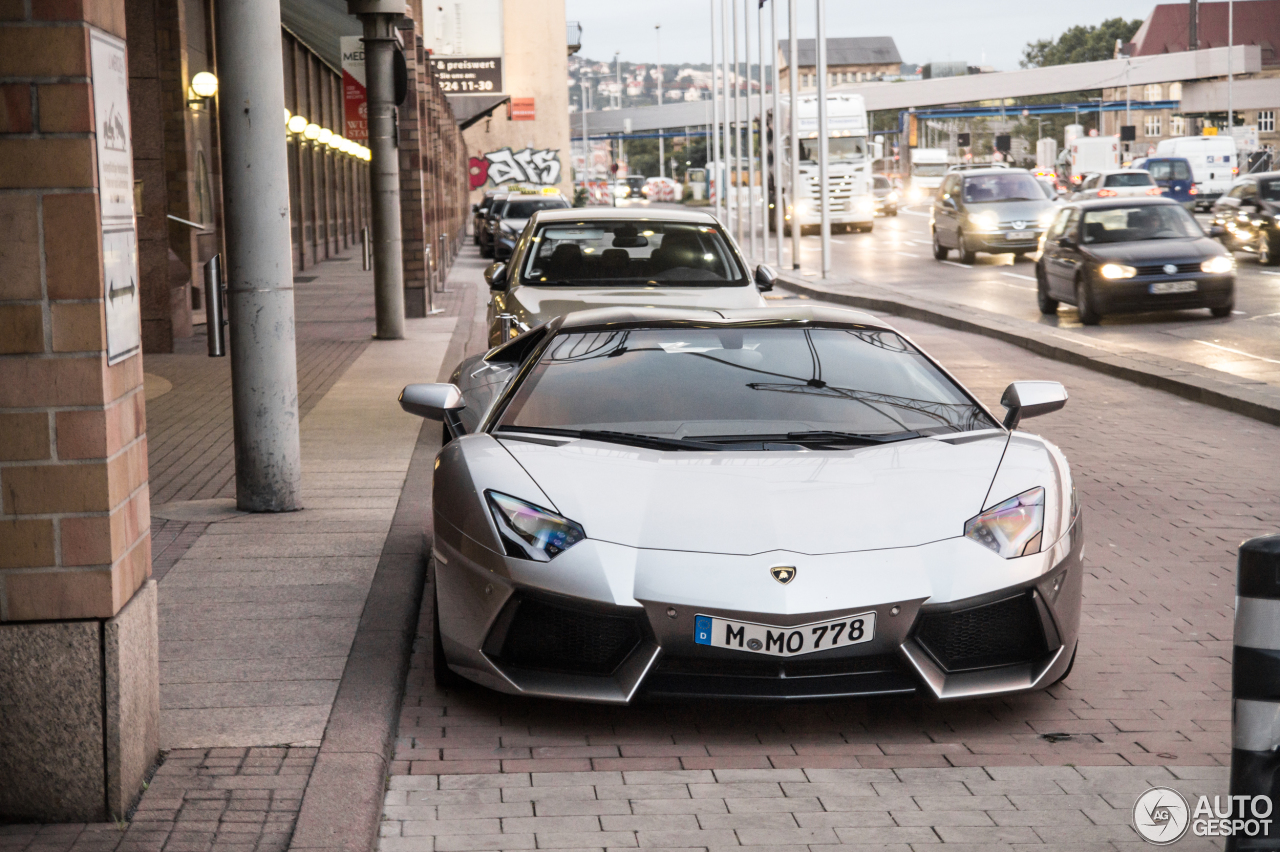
[0,2,159,821]
[352,3,406,339]
[213,0,304,512]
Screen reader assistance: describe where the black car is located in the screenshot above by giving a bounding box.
[471,190,502,245]
[477,192,510,258]
[1035,197,1235,325]
[931,168,1056,263]
[1210,172,1280,266]
[482,192,570,260]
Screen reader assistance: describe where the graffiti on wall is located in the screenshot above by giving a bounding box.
[469,146,561,190]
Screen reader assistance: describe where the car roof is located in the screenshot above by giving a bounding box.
[531,207,723,225]
[1236,171,1280,181]
[956,167,1031,177]
[1070,196,1181,210]
[554,305,892,333]
[1098,169,1151,175]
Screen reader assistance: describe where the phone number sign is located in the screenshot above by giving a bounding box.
[431,56,502,93]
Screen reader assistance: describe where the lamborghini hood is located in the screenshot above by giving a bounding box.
[499,433,1010,555]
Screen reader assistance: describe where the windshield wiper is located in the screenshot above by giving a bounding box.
[692,430,921,446]
[495,425,722,451]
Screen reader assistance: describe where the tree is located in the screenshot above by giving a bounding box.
[1020,18,1143,68]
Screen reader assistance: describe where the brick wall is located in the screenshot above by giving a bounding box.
[0,2,151,623]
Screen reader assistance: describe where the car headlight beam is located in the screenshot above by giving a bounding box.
[486,491,585,562]
[1200,255,1235,274]
[1099,263,1137,280]
[1037,209,1056,228]
[964,487,1045,559]
[971,211,1000,231]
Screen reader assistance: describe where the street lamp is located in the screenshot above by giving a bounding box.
[287,114,308,135]
[303,123,321,140]
[187,70,218,108]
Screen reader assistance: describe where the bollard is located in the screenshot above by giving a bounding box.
[203,254,227,357]
[361,226,371,271]
[1230,534,1280,851]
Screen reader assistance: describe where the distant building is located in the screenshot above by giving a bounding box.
[777,37,902,90]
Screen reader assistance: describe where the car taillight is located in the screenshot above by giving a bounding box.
[1233,167,1239,175]
[1146,187,1162,195]
[1189,186,1198,195]
[1097,188,1118,197]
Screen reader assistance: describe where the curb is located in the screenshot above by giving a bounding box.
[774,272,1280,429]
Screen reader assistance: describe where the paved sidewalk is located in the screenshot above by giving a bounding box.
[375,288,1280,850]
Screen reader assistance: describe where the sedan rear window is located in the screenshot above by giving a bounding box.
[1081,205,1202,243]
[1146,160,1192,181]
[962,174,1044,203]
[520,221,748,286]
[498,328,996,439]
[1104,173,1156,187]
[502,198,568,219]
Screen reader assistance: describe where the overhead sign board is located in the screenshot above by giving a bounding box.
[90,29,140,366]
[431,56,502,93]
[340,36,367,142]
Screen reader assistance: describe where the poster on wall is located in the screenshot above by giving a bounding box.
[430,56,503,93]
[340,36,367,142]
[90,29,140,365]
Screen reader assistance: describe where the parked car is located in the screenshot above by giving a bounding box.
[931,168,1057,263]
[1035,197,1236,324]
[1071,169,1162,201]
[484,207,773,346]
[471,190,502,245]
[477,192,510,258]
[1131,156,1197,209]
[873,174,899,216]
[399,305,1081,702]
[481,190,570,260]
[1210,172,1280,265]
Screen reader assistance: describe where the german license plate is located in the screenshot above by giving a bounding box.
[1150,280,1197,294]
[694,612,876,657]
[1007,230,1034,240]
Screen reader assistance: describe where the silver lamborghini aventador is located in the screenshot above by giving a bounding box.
[400,306,1082,703]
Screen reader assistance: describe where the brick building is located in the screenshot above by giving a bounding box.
[777,37,903,91]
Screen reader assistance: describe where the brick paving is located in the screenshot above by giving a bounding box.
[375,288,1280,849]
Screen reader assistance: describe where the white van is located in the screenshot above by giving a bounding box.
[1154,135,1239,208]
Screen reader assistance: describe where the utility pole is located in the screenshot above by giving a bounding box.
[721,0,733,239]
[580,77,590,191]
[709,1,722,222]
[759,0,770,264]
[215,0,302,511]
[744,0,756,257]
[816,0,830,277]
[615,51,621,109]
[787,0,800,270]
[1189,0,1198,51]
[731,0,743,245]
[656,25,664,179]
[349,0,405,339]
[771,0,783,268]
[1228,0,1234,132]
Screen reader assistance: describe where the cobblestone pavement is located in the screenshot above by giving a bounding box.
[376,292,1280,850]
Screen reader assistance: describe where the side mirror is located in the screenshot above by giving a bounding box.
[1209,224,1226,238]
[754,264,776,292]
[484,262,508,290]
[1000,381,1067,430]
[399,383,467,435]
[1058,235,1076,249]
[472,204,479,213]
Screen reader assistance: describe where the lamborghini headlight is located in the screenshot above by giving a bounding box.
[964,487,1044,558]
[1200,255,1235,274]
[971,210,1000,231]
[1099,263,1137,280]
[486,491,585,562]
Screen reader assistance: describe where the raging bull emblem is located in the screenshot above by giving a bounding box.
[770,566,796,585]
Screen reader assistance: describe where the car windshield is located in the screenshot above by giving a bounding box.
[496,328,996,441]
[1104,173,1155,187]
[502,198,567,219]
[1260,179,1280,202]
[799,136,867,163]
[912,163,948,176]
[1081,205,1203,243]
[962,173,1044,203]
[520,221,748,286]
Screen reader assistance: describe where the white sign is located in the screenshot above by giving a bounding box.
[90,29,140,365]
[423,0,503,57]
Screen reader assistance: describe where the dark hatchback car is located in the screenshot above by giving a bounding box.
[471,190,503,245]
[931,168,1056,263]
[1210,172,1280,266]
[1035,197,1235,325]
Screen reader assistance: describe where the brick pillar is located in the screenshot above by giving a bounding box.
[398,17,426,318]
[0,1,160,823]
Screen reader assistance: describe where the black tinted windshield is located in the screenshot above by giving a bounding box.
[1081,205,1202,243]
[1104,173,1155,187]
[520,221,748,286]
[1261,179,1280,202]
[962,173,1044,203]
[502,198,568,219]
[498,328,995,439]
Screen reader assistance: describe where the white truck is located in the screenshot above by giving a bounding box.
[908,148,949,202]
[776,92,876,234]
[1068,135,1120,181]
[1155,134,1239,208]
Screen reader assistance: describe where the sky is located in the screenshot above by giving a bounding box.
[564,0,1163,73]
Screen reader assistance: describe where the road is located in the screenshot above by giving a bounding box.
[746,206,1280,390]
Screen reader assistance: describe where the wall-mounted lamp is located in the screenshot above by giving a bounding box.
[285,108,292,126]
[303,123,321,141]
[287,114,308,135]
[187,71,218,108]
[317,128,333,146]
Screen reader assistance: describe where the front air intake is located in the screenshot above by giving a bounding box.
[913,591,1049,672]
[494,596,644,676]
